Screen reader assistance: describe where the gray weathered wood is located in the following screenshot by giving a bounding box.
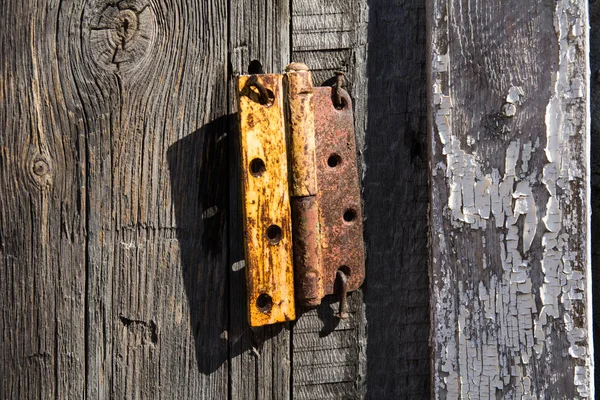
[228,0,293,399]
[2,0,231,398]
[83,0,230,398]
[428,0,594,398]
[0,1,86,398]
[1,0,435,398]
[290,0,369,399]
[589,0,600,394]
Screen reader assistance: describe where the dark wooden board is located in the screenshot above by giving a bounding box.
[588,0,600,394]
[1,0,231,398]
[362,1,431,399]
[428,0,593,398]
[82,1,229,397]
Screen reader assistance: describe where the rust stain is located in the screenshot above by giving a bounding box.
[314,86,365,295]
[285,64,324,306]
[291,196,323,306]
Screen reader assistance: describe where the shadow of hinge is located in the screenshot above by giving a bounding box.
[237,62,365,327]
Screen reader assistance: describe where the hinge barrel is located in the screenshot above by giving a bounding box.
[285,64,325,307]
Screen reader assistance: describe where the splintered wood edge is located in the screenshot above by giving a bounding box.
[237,74,295,326]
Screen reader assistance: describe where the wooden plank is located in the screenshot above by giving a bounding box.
[80,0,229,398]
[588,1,600,393]
[351,0,433,398]
[0,1,86,398]
[290,0,368,398]
[428,0,594,398]
[228,0,292,398]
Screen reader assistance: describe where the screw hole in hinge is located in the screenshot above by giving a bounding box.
[266,225,282,244]
[327,154,342,168]
[256,293,273,314]
[343,209,357,223]
[250,158,266,177]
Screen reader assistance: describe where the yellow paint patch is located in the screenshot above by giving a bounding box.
[237,74,295,326]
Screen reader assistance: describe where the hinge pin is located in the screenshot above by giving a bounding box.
[335,269,349,319]
[332,71,345,109]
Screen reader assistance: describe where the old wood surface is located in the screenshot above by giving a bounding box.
[290,1,369,399]
[0,1,88,398]
[0,0,434,399]
[1,0,229,398]
[228,0,293,398]
[362,1,431,398]
[589,0,600,394]
[428,0,594,398]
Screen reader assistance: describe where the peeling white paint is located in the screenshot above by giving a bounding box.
[533,2,593,398]
[231,260,245,271]
[430,0,592,397]
[521,141,533,174]
[506,86,525,105]
[433,59,541,397]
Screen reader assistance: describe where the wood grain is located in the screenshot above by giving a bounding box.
[428,0,593,398]
[588,1,600,393]
[228,0,293,398]
[82,0,230,397]
[362,1,431,398]
[0,1,86,398]
[290,0,369,399]
[2,0,231,398]
[0,0,436,398]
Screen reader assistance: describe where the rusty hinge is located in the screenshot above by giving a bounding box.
[237,63,365,327]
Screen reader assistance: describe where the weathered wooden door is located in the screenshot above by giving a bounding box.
[1,0,595,399]
[0,0,430,398]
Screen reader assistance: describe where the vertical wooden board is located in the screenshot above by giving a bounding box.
[237,74,295,326]
[588,1,600,392]
[76,0,229,398]
[428,0,594,398]
[0,1,86,398]
[229,0,292,398]
[291,0,368,398]
[362,1,431,398]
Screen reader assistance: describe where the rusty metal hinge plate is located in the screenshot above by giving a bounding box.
[237,63,365,327]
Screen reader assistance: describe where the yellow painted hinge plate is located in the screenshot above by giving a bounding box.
[237,74,296,326]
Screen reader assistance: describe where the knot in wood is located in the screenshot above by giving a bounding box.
[29,154,53,188]
[33,158,49,176]
[89,3,155,72]
[112,10,138,47]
